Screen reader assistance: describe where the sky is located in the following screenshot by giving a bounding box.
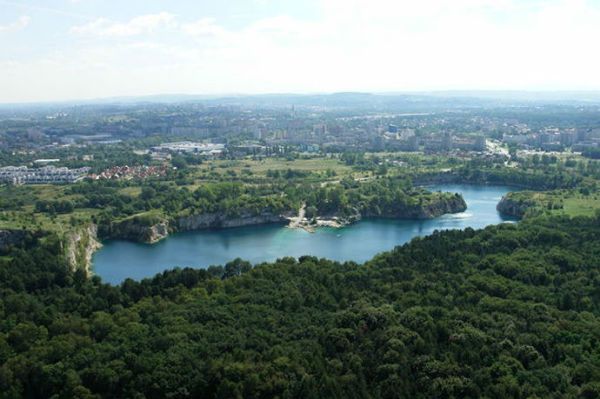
[1,0,600,103]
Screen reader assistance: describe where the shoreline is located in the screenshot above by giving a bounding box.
[89,186,521,283]
[284,203,348,233]
[285,215,348,233]
[86,187,517,273]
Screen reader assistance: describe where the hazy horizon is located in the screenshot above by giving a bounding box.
[2,0,600,103]
[4,90,600,107]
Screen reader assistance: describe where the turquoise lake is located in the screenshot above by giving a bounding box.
[93,184,517,284]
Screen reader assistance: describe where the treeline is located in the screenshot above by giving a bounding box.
[414,165,583,190]
[302,177,462,217]
[582,148,600,160]
[34,199,75,214]
[64,180,296,222]
[3,216,600,397]
[41,176,460,225]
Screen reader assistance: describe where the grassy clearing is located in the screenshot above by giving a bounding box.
[113,209,164,224]
[118,186,142,197]
[0,208,100,232]
[561,196,600,217]
[193,157,354,177]
[0,184,85,207]
[511,190,600,218]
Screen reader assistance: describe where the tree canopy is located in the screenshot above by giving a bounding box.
[2,215,600,397]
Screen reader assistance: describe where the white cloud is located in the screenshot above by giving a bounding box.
[70,12,176,37]
[0,15,31,33]
[3,0,600,102]
[181,18,230,39]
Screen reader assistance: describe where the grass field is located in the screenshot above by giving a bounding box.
[511,190,600,218]
[118,186,142,197]
[192,157,355,177]
[2,155,599,237]
[560,196,600,217]
[0,208,100,232]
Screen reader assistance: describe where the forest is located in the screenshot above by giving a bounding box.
[2,214,600,398]
[1,170,470,238]
[1,152,600,398]
[3,150,599,236]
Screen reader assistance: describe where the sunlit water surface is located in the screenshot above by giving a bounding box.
[93,184,517,284]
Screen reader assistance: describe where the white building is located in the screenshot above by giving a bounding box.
[151,141,225,156]
[0,166,90,184]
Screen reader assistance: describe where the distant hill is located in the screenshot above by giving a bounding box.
[2,90,600,109]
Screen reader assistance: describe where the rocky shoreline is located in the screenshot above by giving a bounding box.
[496,195,534,218]
[176,211,289,232]
[375,193,467,220]
[285,194,467,233]
[59,224,102,276]
[1,227,100,277]
[3,184,517,278]
[95,191,469,243]
[59,191,470,272]
[285,208,361,233]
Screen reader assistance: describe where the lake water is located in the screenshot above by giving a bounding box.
[93,184,517,284]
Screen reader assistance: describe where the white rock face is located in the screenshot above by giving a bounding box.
[176,211,285,231]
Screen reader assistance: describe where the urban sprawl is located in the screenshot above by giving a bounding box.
[1,94,600,184]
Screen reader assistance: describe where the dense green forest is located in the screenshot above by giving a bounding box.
[4,151,599,236]
[2,215,600,398]
[1,173,468,237]
[2,154,600,397]
[302,177,464,218]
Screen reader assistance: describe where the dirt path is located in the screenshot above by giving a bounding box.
[287,203,306,228]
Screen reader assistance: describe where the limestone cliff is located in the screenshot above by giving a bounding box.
[100,210,285,244]
[364,193,467,220]
[101,216,170,243]
[496,195,534,218]
[146,222,169,243]
[176,211,286,231]
[97,195,465,244]
[408,194,467,219]
[64,224,102,275]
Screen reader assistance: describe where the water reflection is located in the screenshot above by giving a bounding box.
[93,185,517,284]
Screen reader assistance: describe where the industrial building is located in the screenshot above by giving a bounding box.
[151,141,225,157]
